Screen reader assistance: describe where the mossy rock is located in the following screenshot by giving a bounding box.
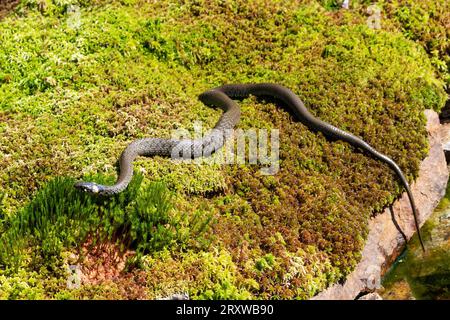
[0,0,447,299]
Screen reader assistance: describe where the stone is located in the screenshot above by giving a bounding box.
[312,109,449,300]
[440,122,450,162]
[357,292,383,300]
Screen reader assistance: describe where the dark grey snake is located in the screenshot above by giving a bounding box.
[75,83,425,250]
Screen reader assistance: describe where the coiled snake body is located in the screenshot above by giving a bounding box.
[75,83,425,250]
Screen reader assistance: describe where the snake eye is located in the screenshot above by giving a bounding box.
[74,182,100,194]
[90,184,100,194]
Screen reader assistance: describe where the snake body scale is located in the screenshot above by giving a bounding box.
[75,83,425,251]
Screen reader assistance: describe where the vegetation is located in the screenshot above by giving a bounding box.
[0,0,448,299]
[0,174,196,268]
[321,0,450,86]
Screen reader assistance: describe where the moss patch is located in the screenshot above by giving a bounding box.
[321,0,450,86]
[0,0,447,299]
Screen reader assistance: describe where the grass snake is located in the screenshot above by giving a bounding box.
[74,83,425,251]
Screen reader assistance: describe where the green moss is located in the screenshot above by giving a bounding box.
[0,173,210,268]
[0,0,447,299]
[142,249,254,299]
[329,0,450,87]
[0,269,47,300]
[255,254,276,272]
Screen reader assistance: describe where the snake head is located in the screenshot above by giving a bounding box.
[74,181,105,195]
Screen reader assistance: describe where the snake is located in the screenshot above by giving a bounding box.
[74,83,425,251]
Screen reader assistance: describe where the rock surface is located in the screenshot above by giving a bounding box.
[313,109,449,300]
[357,292,383,300]
[440,122,450,162]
